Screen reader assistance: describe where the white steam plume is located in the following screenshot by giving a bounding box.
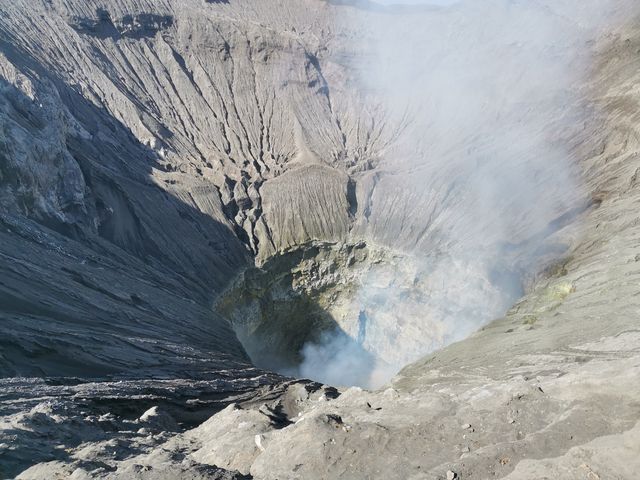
[294,0,637,389]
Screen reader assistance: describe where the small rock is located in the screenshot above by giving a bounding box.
[138,406,178,431]
[446,470,457,480]
[139,406,160,422]
[324,413,344,427]
[462,423,472,430]
[255,434,266,452]
[132,464,153,473]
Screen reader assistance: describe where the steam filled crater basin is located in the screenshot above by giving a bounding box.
[216,241,525,388]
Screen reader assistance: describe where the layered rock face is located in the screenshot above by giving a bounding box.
[1,0,640,479]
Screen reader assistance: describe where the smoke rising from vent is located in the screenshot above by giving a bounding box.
[293,0,636,389]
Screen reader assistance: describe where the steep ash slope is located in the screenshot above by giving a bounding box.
[0,0,639,479]
[0,47,251,377]
[0,0,379,379]
[0,0,602,385]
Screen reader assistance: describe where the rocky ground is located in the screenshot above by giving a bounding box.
[1,0,640,479]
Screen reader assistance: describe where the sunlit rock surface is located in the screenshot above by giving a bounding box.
[1,0,640,478]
